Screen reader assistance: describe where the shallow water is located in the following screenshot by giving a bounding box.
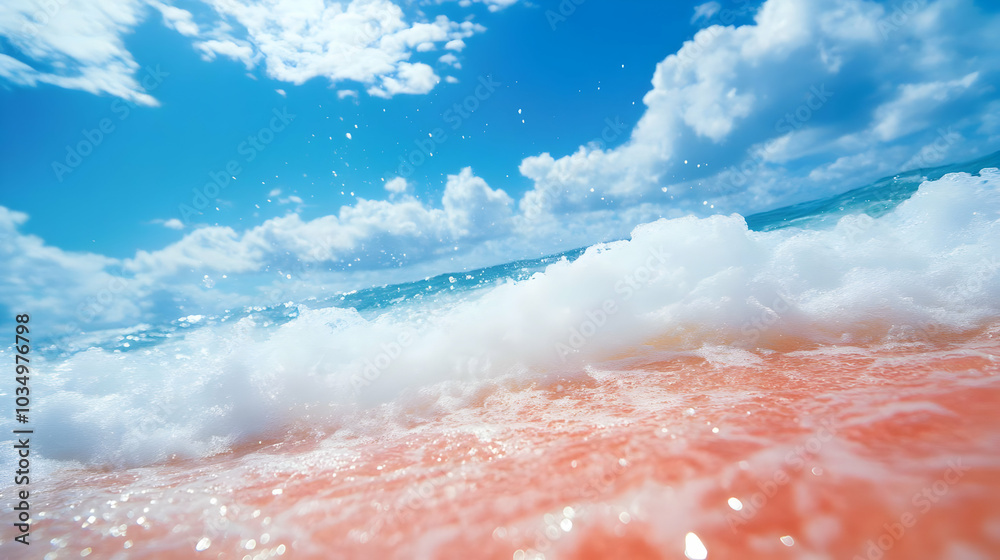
[14,334,1000,560]
[3,162,1000,559]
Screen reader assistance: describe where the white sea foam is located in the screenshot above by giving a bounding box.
[10,170,999,466]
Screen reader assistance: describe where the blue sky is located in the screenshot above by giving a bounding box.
[1,0,999,329]
[1,0,703,258]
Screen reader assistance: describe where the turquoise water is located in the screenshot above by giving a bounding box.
[314,149,1000,313]
[52,150,1000,356]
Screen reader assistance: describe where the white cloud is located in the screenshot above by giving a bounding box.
[150,1,199,36]
[0,168,519,325]
[455,0,519,12]
[196,0,484,97]
[0,207,140,327]
[366,61,439,98]
[0,0,158,105]
[871,72,979,141]
[126,168,510,279]
[162,218,185,230]
[0,0,494,101]
[691,1,721,23]
[515,0,1000,220]
[385,177,409,193]
[4,0,1000,331]
[195,38,255,70]
[0,206,27,231]
[277,194,304,206]
[442,167,513,238]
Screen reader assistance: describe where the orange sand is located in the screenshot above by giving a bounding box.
[10,335,1000,559]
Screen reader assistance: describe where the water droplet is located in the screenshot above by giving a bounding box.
[684,532,708,560]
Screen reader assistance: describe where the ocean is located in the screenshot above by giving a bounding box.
[3,153,1000,559]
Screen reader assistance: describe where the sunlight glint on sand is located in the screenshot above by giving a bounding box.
[13,334,1000,560]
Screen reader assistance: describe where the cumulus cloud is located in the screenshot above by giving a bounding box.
[0,0,158,105]
[196,1,485,97]
[4,0,1000,331]
[366,61,440,98]
[516,0,1000,221]
[455,0,520,12]
[120,166,512,286]
[0,207,141,327]
[150,1,199,36]
[442,167,513,238]
[870,72,979,141]
[0,0,497,102]
[0,167,518,326]
[385,177,409,193]
[439,53,460,68]
[691,1,721,23]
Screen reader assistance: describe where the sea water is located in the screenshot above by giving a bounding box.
[2,155,999,559]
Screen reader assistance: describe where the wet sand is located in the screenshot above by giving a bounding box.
[11,334,1000,560]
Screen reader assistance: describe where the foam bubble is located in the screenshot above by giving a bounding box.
[12,170,999,466]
